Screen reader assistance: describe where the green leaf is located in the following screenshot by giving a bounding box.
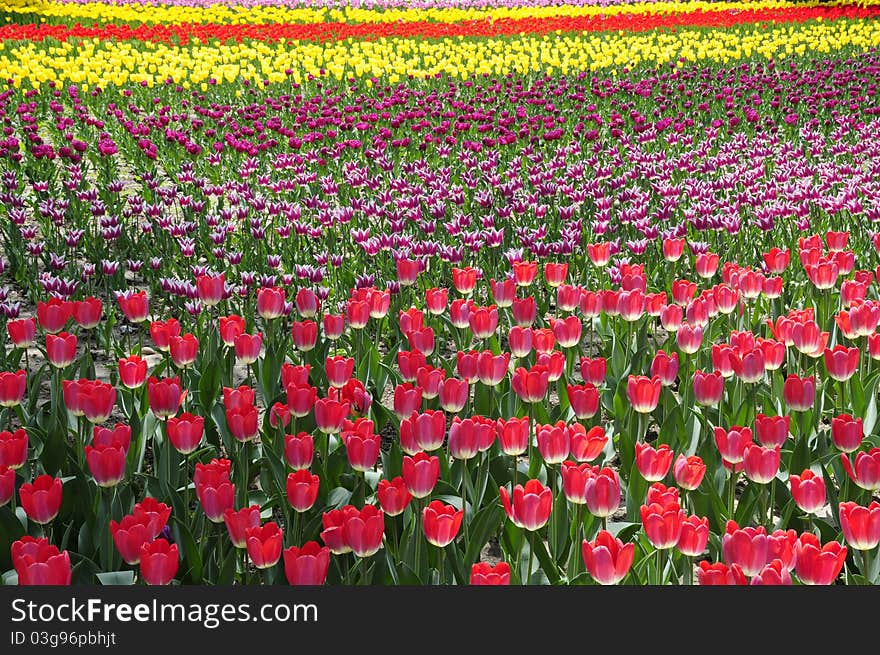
[96,570,135,586]
[464,504,504,566]
[171,516,203,583]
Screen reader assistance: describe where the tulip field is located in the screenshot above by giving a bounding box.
[1,0,880,588]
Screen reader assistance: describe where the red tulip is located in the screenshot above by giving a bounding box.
[423,500,464,547]
[469,304,499,340]
[425,287,448,315]
[169,333,199,369]
[377,477,412,516]
[218,315,245,347]
[85,440,127,487]
[226,403,259,443]
[783,374,815,412]
[325,355,355,389]
[490,278,516,307]
[79,380,116,424]
[7,317,36,348]
[132,497,171,538]
[342,505,385,557]
[635,442,674,482]
[224,505,262,549]
[627,375,661,414]
[448,416,493,460]
[150,318,181,352]
[536,421,571,465]
[693,369,724,406]
[640,500,685,549]
[147,376,183,420]
[284,542,330,585]
[0,466,14,507]
[320,505,360,555]
[579,356,607,386]
[195,459,235,523]
[19,474,62,524]
[673,455,706,491]
[415,366,446,399]
[470,562,510,585]
[196,274,225,307]
[117,290,149,323]
[696,561,747,585]
[452,266,479,295]
[581,530,634,585]
[570,425,607,462]
[439,377,469,413]
[511,296,537,327]
[511,365,549,403]
[314,397,349,434]
[37,297,72,333]
[585,467,621,518]
[110,514,153,564]
[0,370,25,407]
[287,470,320,512]
[567,383,599,420]
[0,428,28,470]
[246,522,284,569]
[508,327,533,358]
[831,414,864,453]
[71,297,102,329]
[393,383,422,420]
[794,533,847,585]
[650,351,679,387]
[557,284,581,312]
[140,539,179,585]
[322,314,345,340]
[476,351,509,386]
[722,521,769,577]
[838,501,880,551]
[561,460,593,504]
[284,432,314,470]
[824,345,859,382]
[714,426,752,465]
[257,286,286,320]
[402,452,440,499]
[286,382,317,418]
[587,242,611,267]
[400,410,446,454]
[291,320,318,351]
[496,416,530,457]
[12,537,71,585]
[743,443,781,485]
[500,479,552,531]
[841,448,880,491]
[751,559,792,585]
[342,418,381,472]
[45,332,77,368]
[118,355,148,389]
[677,515,710,557]
[753,413,789,448]
[789,469,826,514]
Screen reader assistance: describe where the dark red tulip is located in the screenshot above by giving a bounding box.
[284,432,314,470]
[0,370,26,408]
[140,539,179,585]
[284,541,330,585]
[19,474,62,524]
[12,536,71,585]
[110,514,154,564]
[0,428,28,470]
[287,470,320,512]
[224,505,262,549]
[147,376,183,420]
[246,522,284,569]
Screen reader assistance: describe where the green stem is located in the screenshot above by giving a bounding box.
[728,470,738,520]
[525,530,536,586]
